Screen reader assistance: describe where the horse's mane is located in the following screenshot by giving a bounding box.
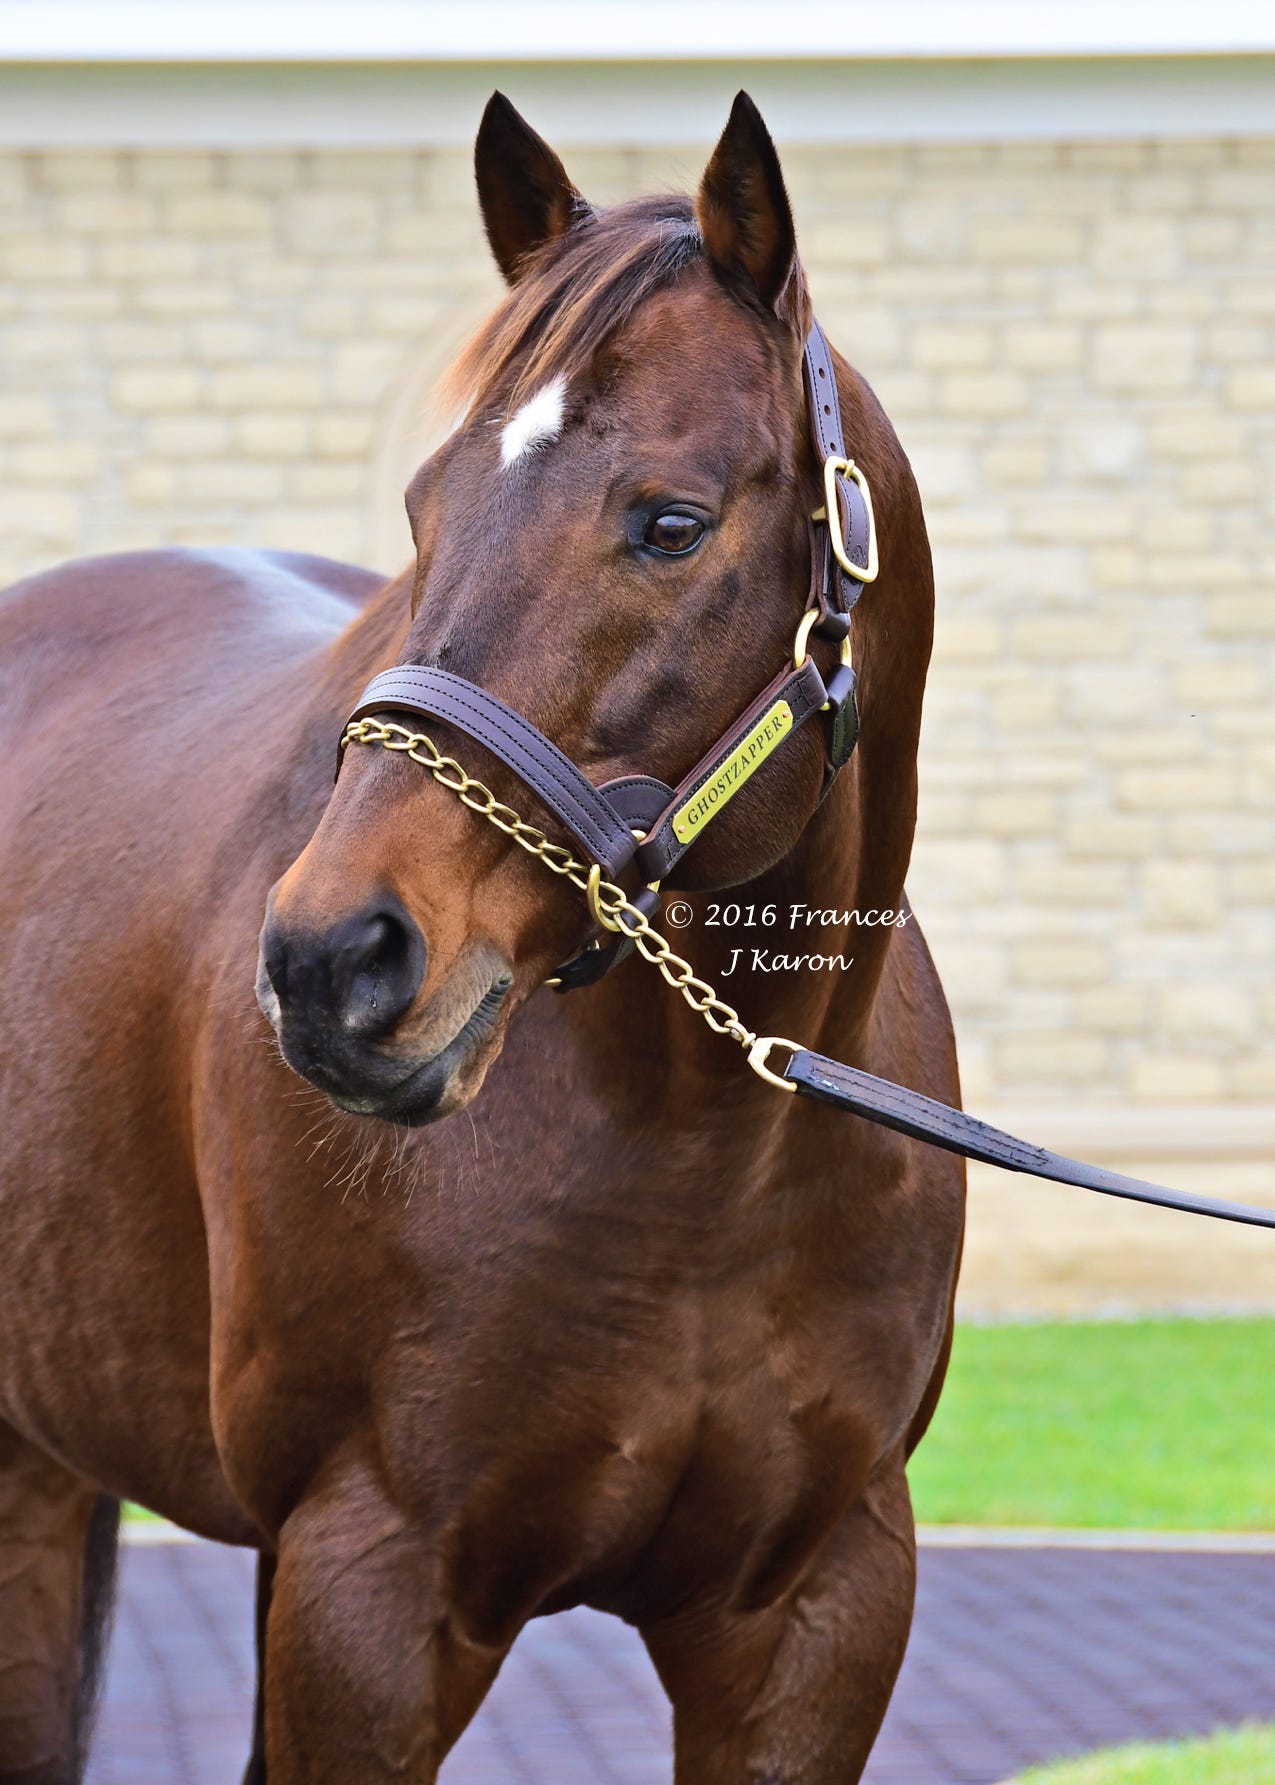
[443,196,704,420]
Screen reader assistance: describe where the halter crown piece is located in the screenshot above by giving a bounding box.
[337,325,1275,1235]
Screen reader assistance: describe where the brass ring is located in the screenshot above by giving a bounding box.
[586,864,625,933]
[792,605,820,671]
[585,863,606,927]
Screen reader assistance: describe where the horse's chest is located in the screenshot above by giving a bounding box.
[389,1279,874,1628]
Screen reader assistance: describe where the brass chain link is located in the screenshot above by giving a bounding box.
[340,717,786,1065]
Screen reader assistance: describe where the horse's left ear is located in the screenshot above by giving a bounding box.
[475,92,590,285]
[696,91,797,315]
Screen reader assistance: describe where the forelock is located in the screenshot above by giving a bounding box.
[442,197,704,424]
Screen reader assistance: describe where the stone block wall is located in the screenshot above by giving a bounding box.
[2,137,1271,1140]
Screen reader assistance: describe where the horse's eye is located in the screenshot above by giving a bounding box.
[644,511,706,556]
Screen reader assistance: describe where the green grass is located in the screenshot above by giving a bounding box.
[1011,1725,1275,1783]
[909,1318,1275,1529]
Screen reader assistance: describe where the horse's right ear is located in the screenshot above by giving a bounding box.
[696,91,797,316]
[475,93,589,285]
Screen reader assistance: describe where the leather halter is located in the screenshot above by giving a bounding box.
[342,319,871,989]
[335,320,1275,1234]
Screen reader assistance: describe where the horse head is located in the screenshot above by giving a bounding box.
[258,92,912,1124]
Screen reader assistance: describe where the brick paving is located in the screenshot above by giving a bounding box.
[85,1537,1275,1785]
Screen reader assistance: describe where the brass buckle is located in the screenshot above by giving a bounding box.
[820,455,878,584]
[748,1035,801,1093]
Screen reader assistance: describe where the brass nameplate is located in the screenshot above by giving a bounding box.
[672,700,794,845]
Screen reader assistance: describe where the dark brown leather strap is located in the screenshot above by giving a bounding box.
[804,322,848,478]
[785,1049,1275,1231]
[803,321,871,628]
[343,666,641,880]
[594,773,674,837]
[635,656,829,883]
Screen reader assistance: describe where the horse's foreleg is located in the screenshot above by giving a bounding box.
[0,1425,118,1785]
[264,1474,507,1784]
[642,1452,916,1785]
[242,1549,276,1785]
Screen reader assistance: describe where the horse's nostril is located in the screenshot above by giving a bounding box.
[262,895,427,1044]
[331,898,427,1038]
[262,935,290,1001]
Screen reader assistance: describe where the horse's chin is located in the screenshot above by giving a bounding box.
[263,965,513,1129]
[325,1050,489,1127]
[331,994,508,1128]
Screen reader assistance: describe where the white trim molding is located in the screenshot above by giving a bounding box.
[1,54,1274,147]
[1,0,1274,147]
[918,1525,1275,1552]
[3,2,1275,64]
[125,1520,1275,1551]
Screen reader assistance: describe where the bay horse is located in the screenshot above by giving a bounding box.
[0,93,963,1783]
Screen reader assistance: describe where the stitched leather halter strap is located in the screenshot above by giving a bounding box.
[344,656,834,885]
[630,656,830,884]
[804,319,871,631]
[344,665,643,880]
[783,1049,1275,1231]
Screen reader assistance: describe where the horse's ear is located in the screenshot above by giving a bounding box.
[475,92,589,285]
[696,91,797,315]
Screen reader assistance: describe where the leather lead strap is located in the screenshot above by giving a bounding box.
[785,1049,1275,1231]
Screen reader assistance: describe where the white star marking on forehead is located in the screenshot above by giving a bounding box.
[499,376,567,467]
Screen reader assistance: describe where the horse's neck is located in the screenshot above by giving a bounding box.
[315,572,415,713]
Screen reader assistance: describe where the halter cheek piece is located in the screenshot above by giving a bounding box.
[343,321,869,990]
[336,323,1275,1235]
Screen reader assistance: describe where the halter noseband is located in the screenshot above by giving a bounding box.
[339,320,873,990]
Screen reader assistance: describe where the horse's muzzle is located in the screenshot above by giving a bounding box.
[255,895,510,1124]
